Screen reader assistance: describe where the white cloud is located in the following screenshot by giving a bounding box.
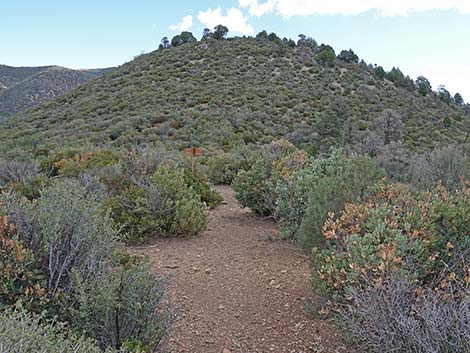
[169,15,193,32]
[239,0,470,18]
[197,7,255,35]
[239,0,276,16]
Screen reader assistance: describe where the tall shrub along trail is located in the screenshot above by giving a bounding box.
[130,186,348,353]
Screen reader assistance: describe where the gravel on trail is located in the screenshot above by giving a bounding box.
[130,186,350,353]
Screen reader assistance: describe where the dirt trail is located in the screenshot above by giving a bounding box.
[130,186,348,353]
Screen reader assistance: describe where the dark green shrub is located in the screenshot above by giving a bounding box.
[233,140,308,216]
[105,163,207,240]
[205,149,255,185]
[102,187,149,241]
[150,164,207,236]
[183,169,223,207]
[275,150,348,239]
[232,156,275,215]
[2,177,49,201]
[297,155,383,251]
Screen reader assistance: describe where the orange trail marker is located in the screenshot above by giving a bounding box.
[183,147,202,173]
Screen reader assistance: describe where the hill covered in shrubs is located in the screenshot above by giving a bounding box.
[0,30,468,156]
[1,27,469,352]
[0,64,112,118]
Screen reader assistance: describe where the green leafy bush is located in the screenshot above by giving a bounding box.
[233,140,308,216]
[275,150,356,240]
[0,306,111,353]
[183,169,223,207]
[205,146,257,185]
[39,148,83,175]
[105,163,207,240]
[206,152,244,185]
[232,157,275,215]
[71,258,170,351]
[275,166,315,238]
[149,164,207,236]
[297,156,383,251]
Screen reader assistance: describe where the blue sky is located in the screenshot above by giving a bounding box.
[1,0,469,99]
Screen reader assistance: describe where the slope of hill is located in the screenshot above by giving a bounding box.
[0,65,112,118]
[0,64,51,90]
[0,37,467,156]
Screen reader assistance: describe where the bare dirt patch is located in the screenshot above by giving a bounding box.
[130,186,349,353]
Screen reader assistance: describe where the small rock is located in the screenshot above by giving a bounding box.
[218,304,225,310]
[205,268,212,274]
[165,264,179,269]
[192,266,200,272]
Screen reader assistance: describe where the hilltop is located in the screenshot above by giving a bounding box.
[0,34,468,156]
[0,64,112,118]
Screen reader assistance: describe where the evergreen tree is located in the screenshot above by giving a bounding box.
[454,92,464,105]
[337,49,359,63]
[213,25,229,40]
[415,76,432,96]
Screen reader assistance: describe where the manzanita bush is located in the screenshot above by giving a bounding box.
[0,206,47,308]
[311,179,470,300]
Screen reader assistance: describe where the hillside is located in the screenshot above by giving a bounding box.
[0,65,50,91]
[0,65,112,118]
[0,36,468,156]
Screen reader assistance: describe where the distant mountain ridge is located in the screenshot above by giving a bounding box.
[0,64,113,117]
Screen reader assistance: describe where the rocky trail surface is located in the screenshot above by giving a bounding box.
[130,186,349,353]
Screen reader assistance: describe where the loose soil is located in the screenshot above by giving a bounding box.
[130,186,350,353]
